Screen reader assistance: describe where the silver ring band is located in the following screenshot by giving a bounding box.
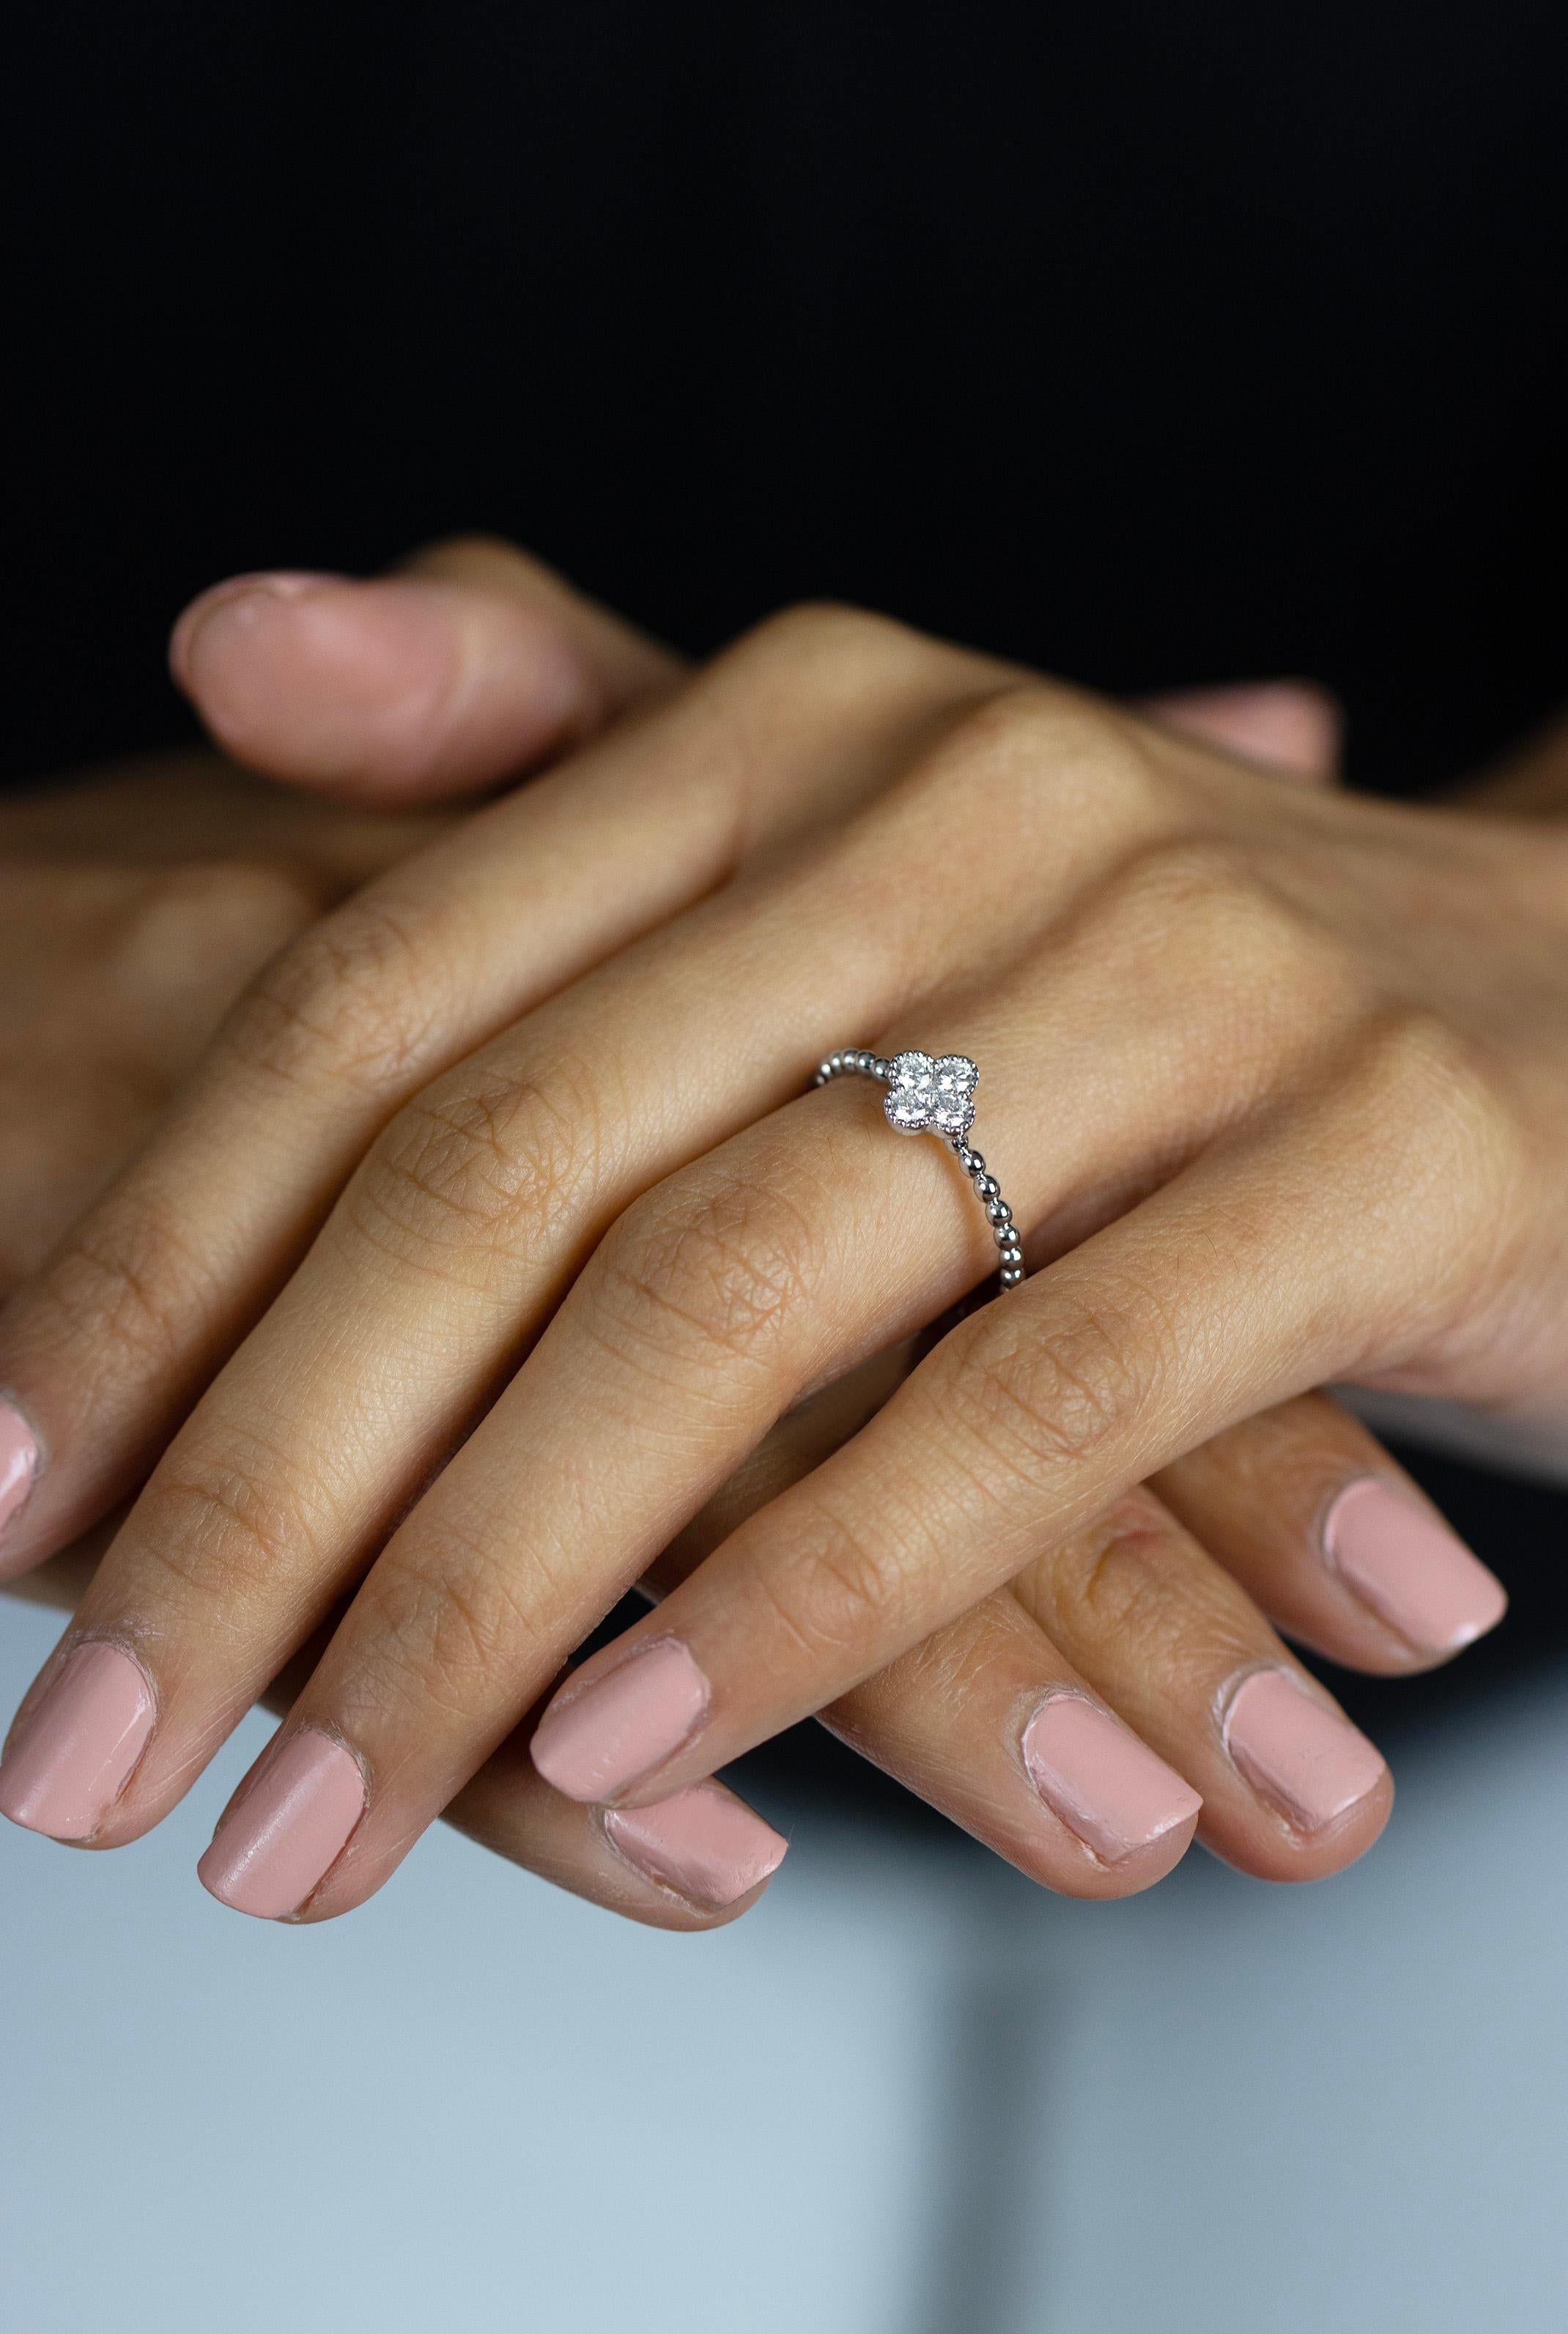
[812,1048,1026,1291]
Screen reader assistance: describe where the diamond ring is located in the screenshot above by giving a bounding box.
[811,1048,1026,1290]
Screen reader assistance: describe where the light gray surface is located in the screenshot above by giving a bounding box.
[2,1592,1566,2333]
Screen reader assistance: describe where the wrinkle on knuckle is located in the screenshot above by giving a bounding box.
[1051,1492,1188,1644]
[593,1174,822,1376]
[950,1290,1165,1491]
[347,1052,605,1274]
[218,893,444,1098]
[358,1540,531,1709]
[747,1499,919,1664]
[40,1204,208,1375]
[141,1439,331,1612]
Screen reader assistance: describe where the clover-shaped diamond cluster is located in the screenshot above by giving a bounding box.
[884,1050,979,1137]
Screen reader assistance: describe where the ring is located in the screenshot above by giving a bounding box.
[812,1048,1026,1290]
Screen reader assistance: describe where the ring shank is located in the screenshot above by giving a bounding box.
[811,1048,1025,1292]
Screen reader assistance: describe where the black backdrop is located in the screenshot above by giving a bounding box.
[5,0,1568,1821]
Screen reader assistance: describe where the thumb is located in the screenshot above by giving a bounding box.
[1142,680,1342,786]
[168,535,684,809]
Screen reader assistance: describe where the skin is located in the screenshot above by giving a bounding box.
[6,537,1553,1928]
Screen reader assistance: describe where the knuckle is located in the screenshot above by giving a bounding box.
[344,1051,606,1277]
[931,684,1178,827]
[36,1200,207,1378]
[139,1428,339,1611]
[731,599,926,677]
[592,1172,823,1377]
[748,1497,923,1663]
[947,1284,1168,1490]
[357,1537,530,1710]
[216,892,443,1098]
[1348,1007,1520,1241]
[1100,835,1353,1014]
[1041,1489,1205,1656]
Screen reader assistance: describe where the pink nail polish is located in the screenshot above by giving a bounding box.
[531,1639,710,1803]
[198,1729,366,1920]
[1021,1691,1202,1864]
[1222,1668,1386,1833]
[604,1782,788,1908]
[1323,1478,1506,1654]
[0,1397,38,1556]
[0,1642,155,1839]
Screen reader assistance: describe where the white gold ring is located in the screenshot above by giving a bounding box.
[812,1048,1026,1290]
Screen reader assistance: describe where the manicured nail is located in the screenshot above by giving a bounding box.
[1021,1691,1202,1864]
[198,1729,366,1919]
[1323,1477,1506,1654]
[531,1639,710,1803]
[604,1781,788,1909]
[0,1643,155,1840]
[1222,1668,1386,1833]
[0,1397,39,1557]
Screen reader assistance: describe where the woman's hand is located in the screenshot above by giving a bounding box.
[0,554,1529,1927]
[0,749,456,1295]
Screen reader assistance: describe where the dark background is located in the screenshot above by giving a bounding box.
[5,0,1567,1820]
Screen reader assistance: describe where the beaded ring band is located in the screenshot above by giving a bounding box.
[811,1048,1025,1291]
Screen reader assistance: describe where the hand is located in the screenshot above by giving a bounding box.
[0,549,1528,1929]
[0,553,799,1929]
[0,751,449,1292]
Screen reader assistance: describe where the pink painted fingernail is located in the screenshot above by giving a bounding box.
[531,1639,711,1803]
[1223,1667,1386,1833]
[604,1781,788,1909]
[1021,1691,1202,1864]
[0,1398,39,1559]
[1323,1478,1506,1655]
[0,1643,155,1839]
[198,1729,366,1919]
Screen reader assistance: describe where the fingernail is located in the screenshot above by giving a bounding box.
[170,573,585,786]
[0,1643,155,1839]
[169,571,336,690]
[1021,1691,1202,1864]
[175,574,458,770]
[1222,1667,1386,1833]
[1323,1477,1506,1654]
[0,1397,39,1559]
[198,1729,366,1919]
[531,1639,710,1803]
[604,1782,788,1909]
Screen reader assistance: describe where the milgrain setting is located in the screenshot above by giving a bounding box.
[812,1047,1026,1290]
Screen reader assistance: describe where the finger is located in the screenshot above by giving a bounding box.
[818,1495,1383,1890]
[519,1052,1495,1812]
[661,1395,1398,1881]
[1142,680,1341,783]
[119,840,1419,1910]
[0,1524,783,1931]
[204,1712,785,1931]
[0,610,1006,1582]
[1153,1390,1506,1670]
[10,683,1280,1870]
[169,536,681,807]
